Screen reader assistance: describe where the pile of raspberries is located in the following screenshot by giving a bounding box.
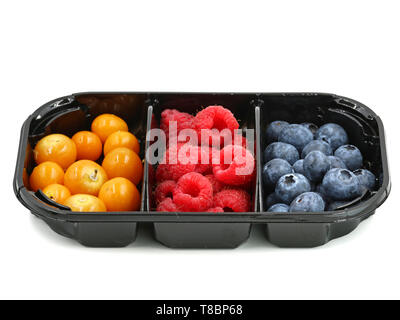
[154,105,255,212]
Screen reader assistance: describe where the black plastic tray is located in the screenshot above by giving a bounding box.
[13,92,391,248]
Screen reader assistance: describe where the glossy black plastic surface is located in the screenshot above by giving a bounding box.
[13,92,391,248]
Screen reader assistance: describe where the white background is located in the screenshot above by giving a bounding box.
[0,0,399,300]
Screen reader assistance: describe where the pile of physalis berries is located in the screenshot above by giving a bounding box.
[154,106,255,213]
[28,114,143,212]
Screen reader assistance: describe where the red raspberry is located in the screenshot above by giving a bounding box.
[157,198,178,212]
[194,146,213,174]
[155,180,176,205]
[167,136,196,148]
[213,145,256,186]
[166,141,195,151]
[156,145,197,182]
[210,134,254,164]
[155,163,173,182]
[233,134,253,152]
[204,174,225,194]
[160,109,194,141]
[206,207,224,213]
[156,144,214,182]
[209,147,222,165]
[219,133,250,150]
[195,105,239,133]
[156,161,196,183]
[173,172,213,212]
[214,189,251,212]
[194,106,239,147]
[218,176,255,193]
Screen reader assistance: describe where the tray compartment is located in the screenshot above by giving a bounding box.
[14,93,149,247]
[147,93,258,248]
[257,93,389,247]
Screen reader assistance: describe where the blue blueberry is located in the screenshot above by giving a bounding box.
[334,145,363,171]
[379,172,384,186]
[268,203,289,213]
[289,192,325,212]
[266,120,289,143]
[263,142,299,165]
[315,184,331,203]
[303,151,330,182]
[327,200,351,211]
[327,156,347,170]
[275,173,311,204]
[354,169,376,191]
[301,122,319,137]
[293,159,305,175]
[301,140,333,158]
[322,168,362,201]
[278,124,314,152]
[315,123,348,151]
[265,192,280,209]
[262,159,293,189]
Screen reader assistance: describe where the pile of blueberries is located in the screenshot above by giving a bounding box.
[263,121,376,212]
